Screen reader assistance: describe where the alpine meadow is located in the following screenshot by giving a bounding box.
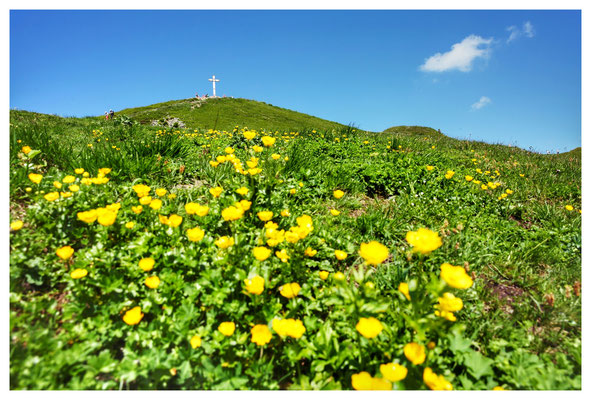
[9,96,581,390]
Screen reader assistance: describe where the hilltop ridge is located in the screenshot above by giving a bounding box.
[117,97,350,133]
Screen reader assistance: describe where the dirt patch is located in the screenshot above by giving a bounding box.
[482,276,525,314]
[509,215,533,230]
[173,180,206,191]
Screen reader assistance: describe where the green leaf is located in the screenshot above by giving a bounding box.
[463,350,494,380]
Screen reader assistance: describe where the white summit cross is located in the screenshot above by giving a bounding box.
[208,75,220,97]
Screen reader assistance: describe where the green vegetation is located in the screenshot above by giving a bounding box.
[9,107,580,390]
[117,97,350,132]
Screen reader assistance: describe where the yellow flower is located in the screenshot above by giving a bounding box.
[565,205,574,211]
[75,168,84,174]
[304,247,317,257]
[242,130,257,140]
[440,263,473,289]
[493,386,505,390]
[426,165,435,171]
[190,335,202,349]
[215,236,234,249]
[275,249,290,262]
[83,172,89,177]
[247,167,262,175]
[281,209,290,217]
[271,153,281,160]
[251,324,272,345]
[404,342,426,365]
[236,200,251,211]
[356,317,383,339]
[97,209,117,226]
[334,271,345,281]
[222,205,244,221]
[21,145,32,154]
[125,221,135,229]
[423,368,453,390]
[380,363,408,382]
[139,257,155,271]
[351,372,392,390]
[56,246,74,260]
[333,189,345,199]
[44,192,59,201]
[62,175,76,184]
[184,202,207,216]
[465,175,473,181]
[10,220,24,231]
[149,199,162,210]
[77,209,97,224]
[319,271,329,280]
[70,268,88,279]
[98,168,111,175]
[106,203,121,212]
[236,186,249,195]
[506,189,514,194]
[434,309,457,322]
[330,209,341,216]
[145,276,160,289]
[358,241,389,265]
[209,186,223,198]
[398,282,411,300]
[335,250,348,260]
[437,292,463,312]
[68,184,80,192]
[224,146,234,154]
[351,372,373,390]
[123,306,144,325]
[289,188,297,194]
[53,181,63,189]
[60,191,72,198]
[187,227,205,242]
[155,188,167,197]
[481,184,488,190]
[405,228,442,254]
[244,275,265,295]
[261,136,276,147]
[272,318,306,338]
[257,211,274,221]
[279,282,301,298]
[444,170,455,179]
[253,246,271,261]
[132,205,143,214]
[139,196,152,205]
[246,158,258,168]
[253,145,263,153]
[218,322,236,336]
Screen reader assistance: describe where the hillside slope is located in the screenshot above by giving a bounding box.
[117,97,350,132]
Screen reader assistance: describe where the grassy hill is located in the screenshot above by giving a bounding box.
[117,97,351,132]
[9,103,581,389]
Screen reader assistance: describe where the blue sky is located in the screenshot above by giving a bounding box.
[10,10,581,152]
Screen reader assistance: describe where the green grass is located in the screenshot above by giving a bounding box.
[9,105,581,390]
[117,97,351,132]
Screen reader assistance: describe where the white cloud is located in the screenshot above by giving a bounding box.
[506,21,535,43]
[420,35,493,73]
[523,21,535,38]
[506,25,520,43]
[471,96,491,110]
